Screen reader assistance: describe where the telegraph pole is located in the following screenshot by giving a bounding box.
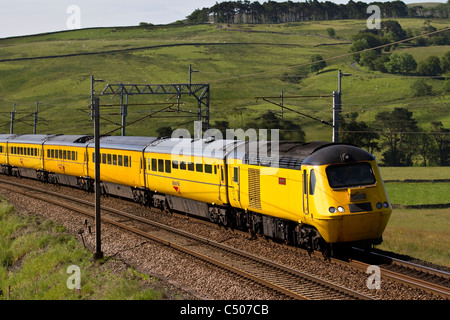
[333,70,351,143]
[93,97,103,261]
[10,104,15,134]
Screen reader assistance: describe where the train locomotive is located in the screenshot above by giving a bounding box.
[0,133,392,253]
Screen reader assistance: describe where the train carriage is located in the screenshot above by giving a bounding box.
[43,135,92,186]
[4,134,54,179]
[86,136,157,200]
[144,137,234,217]
[0,134,16,173]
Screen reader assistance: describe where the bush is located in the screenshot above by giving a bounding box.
[410,79,432,97]
[384,52,417,73]
[417,56,442,76]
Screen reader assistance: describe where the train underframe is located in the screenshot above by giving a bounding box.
[0,165,376,256]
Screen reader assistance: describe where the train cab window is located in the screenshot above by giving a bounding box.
[172,160,179,169]
[233,167,239,183]
[151,158,157,171]
[188,163,195,171]
[158,159,164,172]
[180,162,186,170]
[309,169,316,195]
[326,163,375,189]
[196,163,203,172]
[165,160,171,173]
[205,164,212,174]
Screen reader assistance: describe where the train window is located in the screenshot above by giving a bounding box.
[205,164,212,174]
[27,148,30,155]
[63,150,66,159]
[196,163,203,172]
[124,155,129,167]
[118,155,123,166]
[107,154,112,165]
[172,160,179,169]
[158,159,164,172]
[233,167,239,183]
[101,153,106,164]
[180,162,186,170]
[309,170,316,195]
[73,151,77,161]
[51,149,55,158]
[188,163,195,171]
[165,160,171,173]
[92,153,96,163]
[59,150,62,159]
[214,165,217,175]
[151,158,157,171]
[0,146,2,153]
[113,154,117,166]
[326,163,376,188]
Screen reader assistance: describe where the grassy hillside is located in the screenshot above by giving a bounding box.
[0,19,449,141]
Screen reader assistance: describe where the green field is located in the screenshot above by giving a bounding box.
[375,167,450,267]
[376,208,450,267]
[0,19,449,141]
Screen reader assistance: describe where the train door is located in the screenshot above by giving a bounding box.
[218,164,227,204]
[302,169,309,215]
[139,153,146,188]
[231,165,240,205]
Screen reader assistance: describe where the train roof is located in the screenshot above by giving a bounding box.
[144,137,241,160]
[45,135,93,146]
[0,134,19,142]
[3,134,55,144]
[302,144,375,165]
[87,136,158,152]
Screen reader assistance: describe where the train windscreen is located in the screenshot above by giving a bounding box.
[326,162,376,188]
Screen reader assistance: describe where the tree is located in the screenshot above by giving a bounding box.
[309,54,326,74]
[417,56,442,76]
[384,52,417,73]
[410,79,432,97]
[375,108,419,166]
[440,51,450,73]
[340,112,379,154]
[246,111,305,142]
[431,121,450,166]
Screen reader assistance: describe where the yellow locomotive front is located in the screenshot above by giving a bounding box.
[302,144,392,245]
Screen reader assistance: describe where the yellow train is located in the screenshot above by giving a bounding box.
[0,133,392,253]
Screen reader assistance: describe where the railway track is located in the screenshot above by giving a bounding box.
[0,177,374,300]
[348,248,450,299]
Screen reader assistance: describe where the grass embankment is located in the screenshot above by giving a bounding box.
[0,197,173,300]
[375,167,450,267]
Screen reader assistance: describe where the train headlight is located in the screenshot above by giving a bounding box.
[383,202,389,208]
[337,206,345,213]
[376,202,382,209]
[329,207,337,213]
